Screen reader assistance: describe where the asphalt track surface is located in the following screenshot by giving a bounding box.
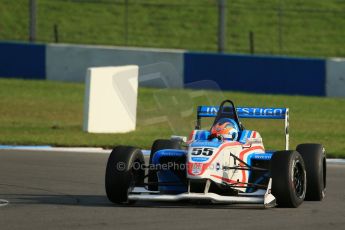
[1,150,344,230]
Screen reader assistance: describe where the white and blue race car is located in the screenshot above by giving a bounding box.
[105,100,326,208]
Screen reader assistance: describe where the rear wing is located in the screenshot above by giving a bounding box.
[197,106,290,150]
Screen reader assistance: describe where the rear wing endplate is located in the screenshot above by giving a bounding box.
[197,106,290,150]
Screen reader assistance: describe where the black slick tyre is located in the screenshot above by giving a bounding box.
[271,150,307,208]
[296,143,326,201]
[105,146,145,204]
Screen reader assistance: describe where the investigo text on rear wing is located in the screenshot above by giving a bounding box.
[197,106,290,150]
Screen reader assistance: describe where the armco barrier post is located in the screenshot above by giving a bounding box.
[29,0,36,42]
[83,65,139,133]
[218,0,226,53]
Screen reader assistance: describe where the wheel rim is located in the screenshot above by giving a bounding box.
[129,160,143,191]
[293,160,305,199]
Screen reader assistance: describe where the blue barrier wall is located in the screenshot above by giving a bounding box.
[184,52,326,96]
[0,42,333,96]
[0,42,45,79]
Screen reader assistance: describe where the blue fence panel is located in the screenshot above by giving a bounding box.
[184,52,326,96]
[0,42,46,79]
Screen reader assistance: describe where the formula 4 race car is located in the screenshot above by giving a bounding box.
[105,100,326,208]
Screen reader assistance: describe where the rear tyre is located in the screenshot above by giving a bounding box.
[296,143,326,201]
[148,139,181,191]
[105,146,145,204]
[271,150,306,208]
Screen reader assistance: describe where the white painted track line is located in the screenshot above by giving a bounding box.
[0,199,9,207]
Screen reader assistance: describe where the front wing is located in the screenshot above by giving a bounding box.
[128,179,276,208]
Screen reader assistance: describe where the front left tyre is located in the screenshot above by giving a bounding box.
[271,150,307,208]
[105,146,145,204]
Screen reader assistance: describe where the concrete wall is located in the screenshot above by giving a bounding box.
[1,41,345,97]
[46,44,185,88]
[184,52,326,96]
[326,58,345,97]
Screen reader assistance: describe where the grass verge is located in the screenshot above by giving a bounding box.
[0,78,344,158]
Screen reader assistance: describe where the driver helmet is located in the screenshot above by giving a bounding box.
[210,118,239,141]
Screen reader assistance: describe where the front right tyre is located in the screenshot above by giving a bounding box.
[105,146,145,204]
